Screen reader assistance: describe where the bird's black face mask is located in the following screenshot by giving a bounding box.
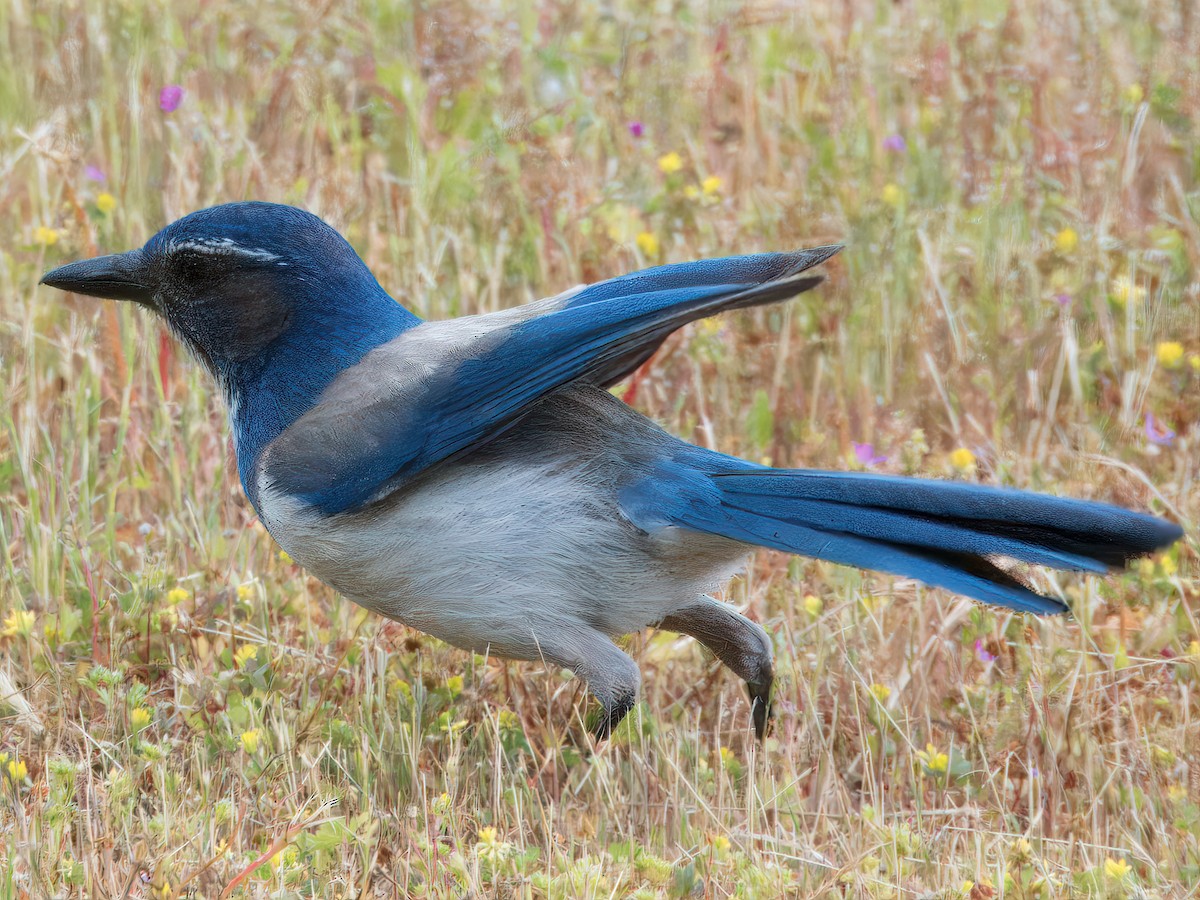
[41,222,297,377]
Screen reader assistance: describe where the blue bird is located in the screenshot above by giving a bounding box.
[42,202,1183,739]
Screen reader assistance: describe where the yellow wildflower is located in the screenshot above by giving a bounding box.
[868,683,891,703]
[34,225,59,246]
[166,587,189,605]
[950,447,976,472]
[1124,83,1144,105]
[1156,341,1184,369]
[476,826,509,862]
[1109,274,1145,308]
[497,709,519,730]
[959,882,974,895]
[240,729,261,754]
[278,550,293,564]
[1188,353,1200,372]
[710,833,731,857]
[236,582,254,601]
[803,594,823,617]
[881,183,904,207]
[918,742,949,775]
[445,674,464,697]
[96,193,117,214]
[683,185,700,200]
[657,152,683,174]
[1,609,35,637]
[701,175,722,196]
[130,707,151,731]
[919,104,945,133]
[1054,227,1078,254]
[1159,554,1177,577]
[233,643,258,669]
[635,231,660,257]
[1104,858,1131,879]
[5,758,28,783]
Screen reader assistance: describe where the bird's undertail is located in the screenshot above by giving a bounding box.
[631,461,1183,615]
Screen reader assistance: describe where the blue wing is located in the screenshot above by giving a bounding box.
[563,245,841,384]
[261,248,840,515]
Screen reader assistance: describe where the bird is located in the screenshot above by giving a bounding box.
[42,202,1183,740]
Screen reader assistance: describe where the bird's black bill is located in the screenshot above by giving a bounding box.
[40,250,154,303]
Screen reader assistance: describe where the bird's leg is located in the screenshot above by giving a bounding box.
[658,596,775,739]
[535,629,642,742]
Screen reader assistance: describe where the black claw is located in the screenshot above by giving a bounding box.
[747,678,773,740]
[593,690,637,742]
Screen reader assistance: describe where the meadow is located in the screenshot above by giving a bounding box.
[1,0,1198,896]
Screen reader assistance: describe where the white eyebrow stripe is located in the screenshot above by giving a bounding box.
[170,237,281,262]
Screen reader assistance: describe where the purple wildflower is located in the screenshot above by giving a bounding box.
[975,639,997,663]
[628,121,645,138]
[159,84,184,113]
[1144,413,1175,447]
[1054,293,1071,307]
[883,133,907,153]
[85,165,106,183]
[853,442,887,466]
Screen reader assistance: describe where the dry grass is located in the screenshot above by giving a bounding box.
[2,0,1198,897]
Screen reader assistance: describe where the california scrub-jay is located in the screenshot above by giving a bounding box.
[42,202,1183,738]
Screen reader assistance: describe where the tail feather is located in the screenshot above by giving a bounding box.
[713,470,1179,562]
[670,495,1072,614]
[628,461,1184,616]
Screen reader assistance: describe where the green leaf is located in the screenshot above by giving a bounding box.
[744,389,775,451]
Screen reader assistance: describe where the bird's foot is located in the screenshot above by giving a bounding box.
[747,676,774,740]
[592,688,637,742]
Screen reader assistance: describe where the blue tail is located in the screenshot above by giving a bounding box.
[623,457,1184,615]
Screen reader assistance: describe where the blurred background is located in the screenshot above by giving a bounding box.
[1,1,1197,896]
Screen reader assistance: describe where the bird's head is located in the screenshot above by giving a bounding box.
[40,202,409,388]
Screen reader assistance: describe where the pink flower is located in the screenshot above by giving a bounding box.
[1144,413,1175,447]
[1053,293,1071,307]
[628,121,645,138]
[85,165,106,183]
[883,133,907,153]
[853,442,887,466]
[159,84,184,113]
[975,639,997,663]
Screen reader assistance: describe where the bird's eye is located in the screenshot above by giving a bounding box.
[172,250,234,286]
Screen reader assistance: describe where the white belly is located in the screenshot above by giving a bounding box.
[256,455,748,660]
